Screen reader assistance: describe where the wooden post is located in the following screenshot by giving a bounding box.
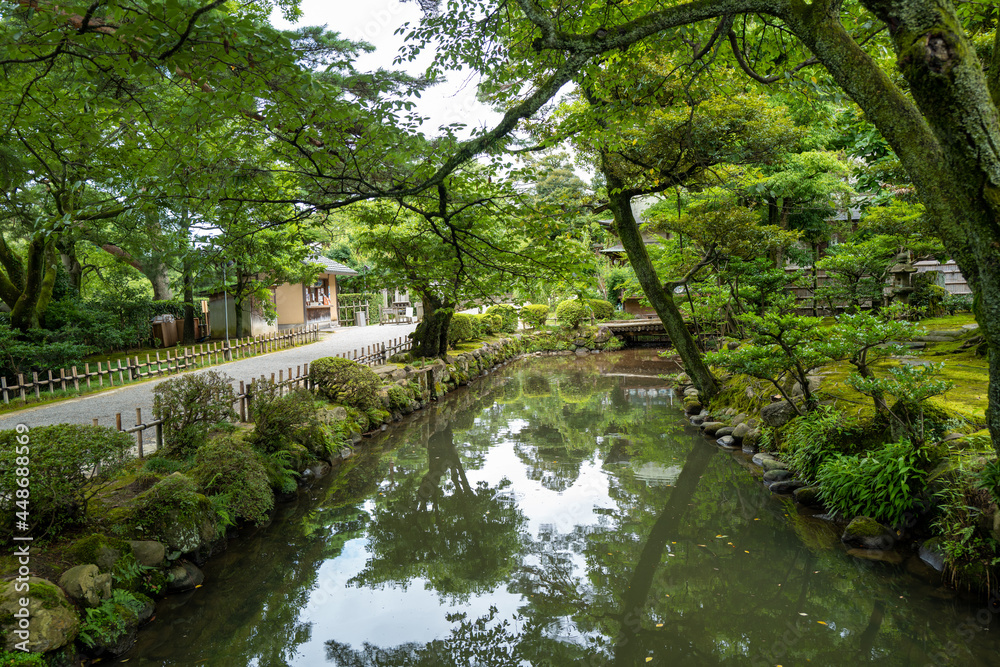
[246,380,254,422]
[117,360,124,385]
[155,422,163,452]
[239,380,247,422]
[59,368,67,392]
[32,372,39,399]
[92,418,99,427]
[116,412,122,431]
[98,362,104,388]
[1,377,7,404]
[135,408,144,458]
[71,366,79,392]
[17,374,24,401]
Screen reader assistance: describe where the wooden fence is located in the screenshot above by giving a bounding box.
[100,334,413,457]
[0,324,320,405]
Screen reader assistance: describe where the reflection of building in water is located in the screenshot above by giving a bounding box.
[632,462,683,487]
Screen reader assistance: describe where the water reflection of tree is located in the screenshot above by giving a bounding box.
[349,424,527,601]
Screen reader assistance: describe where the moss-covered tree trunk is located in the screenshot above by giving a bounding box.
[411,293,453,358]
[603,160,719,400]
[782,0,1000,452]
[9,235,56,331]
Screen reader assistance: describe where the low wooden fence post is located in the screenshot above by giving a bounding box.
[135,408,144,458]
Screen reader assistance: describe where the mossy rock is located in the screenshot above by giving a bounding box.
[842,516,895,550]
[129,474,218,556]
[310,357,383,410]
[68,534,133,573]
[1,578,80,653]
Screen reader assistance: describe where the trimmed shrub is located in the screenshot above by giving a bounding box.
[519,304,549,329]
[0,425,133,540]
[248,386,328,456]
[555,299,589,329]
[190,436,274,526]
[475,313,502,336]
[153,371,237,456]
[449,313,482,345]
[585,299,614,321]
[485,304,518,333]
[310,357,382,410]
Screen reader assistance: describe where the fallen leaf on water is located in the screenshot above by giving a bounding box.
[645,658,653,663]
[697,544,707,547]
[716,534,727,538]
[744,550,750,554]
[817,621,827,625]
[195,585,202,589]
[799,613,808,616]
[656,623,664,627]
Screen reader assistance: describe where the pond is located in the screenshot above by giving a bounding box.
[124,350,1000,666]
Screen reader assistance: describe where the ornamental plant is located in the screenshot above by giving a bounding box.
[555,298,589,329]
[519,304,549,329]
[0,425,133,540]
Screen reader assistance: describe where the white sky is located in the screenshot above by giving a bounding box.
[271,0,502,139]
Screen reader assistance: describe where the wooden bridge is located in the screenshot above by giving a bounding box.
[604,319,673,345]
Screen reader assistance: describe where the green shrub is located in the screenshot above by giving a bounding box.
[309,357,382,410]
[0,425,133,540]
[485,304,518,333]
[248,386,328,456]
[152,371,237,456]
[520,304,549,329]
[941,293,973,315]
[190,436,274,526]
[448,313,482,345]
[474,313,502,336]
[555,299,589,329]
[585,299,614,321]
[781,406,859,482]
[817,439,926,526]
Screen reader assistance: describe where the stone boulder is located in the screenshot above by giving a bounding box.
[715,426,735,437]
[842,516,896,550]
[700,421,726,436]
[793,486,825,509]
[919,537,947,572]
[769,479,807,494]
[58,564,111,608]
[1,577,80,653]
[594,327,612,344]
[716,435,738,448]
[129,541,166,568]
[684,399,703,414]
[166,561,205,592]
[760,401,798,427]
[763,469,792,484]
[732,423,751,440]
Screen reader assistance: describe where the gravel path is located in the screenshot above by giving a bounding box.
[0,323,417,430]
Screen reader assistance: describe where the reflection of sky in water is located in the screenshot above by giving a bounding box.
[300,430,616,659]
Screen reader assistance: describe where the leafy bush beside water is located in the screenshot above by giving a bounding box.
[817,439,927,527]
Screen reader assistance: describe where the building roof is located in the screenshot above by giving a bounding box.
[308,255,358,276]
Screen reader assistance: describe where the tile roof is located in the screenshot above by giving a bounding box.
[308,255,358,276]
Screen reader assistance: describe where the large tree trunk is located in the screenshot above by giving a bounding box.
[786,0,1000,452]
[603,159,719,400]
[101,244,173,300]
[411,293,452,359]
[10,236,56,331]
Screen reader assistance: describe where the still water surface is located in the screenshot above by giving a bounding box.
[126,350,999,666]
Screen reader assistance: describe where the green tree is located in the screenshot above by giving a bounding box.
[392,0,1000,452]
